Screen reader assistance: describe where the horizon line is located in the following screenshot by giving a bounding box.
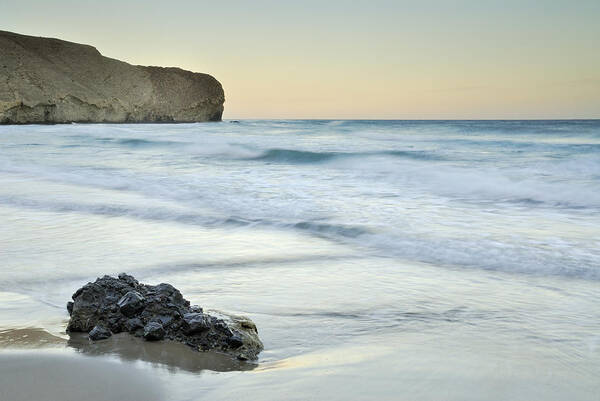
[223,118,600,121]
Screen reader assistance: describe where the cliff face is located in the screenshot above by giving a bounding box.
[0,31,224,124]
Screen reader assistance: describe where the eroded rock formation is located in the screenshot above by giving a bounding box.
[67,274,262,360]
[0,30,224,124]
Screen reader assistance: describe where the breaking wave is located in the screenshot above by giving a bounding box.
[247,148,443,163]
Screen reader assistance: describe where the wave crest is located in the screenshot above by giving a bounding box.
[247,148,443,164]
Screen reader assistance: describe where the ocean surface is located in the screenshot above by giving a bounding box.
[0,120,599,400]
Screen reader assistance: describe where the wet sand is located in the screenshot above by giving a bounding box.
[0,351,165,401]
[0,327,65,348]
[0,328,255,401]
[1,325,599,401]
[0,328,254,373]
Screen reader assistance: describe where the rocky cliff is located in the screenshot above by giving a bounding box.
[0,30,224,124]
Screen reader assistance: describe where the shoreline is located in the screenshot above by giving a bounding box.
[0,327,256,373]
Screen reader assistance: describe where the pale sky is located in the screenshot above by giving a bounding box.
[2,0,599,119]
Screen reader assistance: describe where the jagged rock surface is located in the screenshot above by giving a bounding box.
[67,274,263,360]
[0,30,224,124]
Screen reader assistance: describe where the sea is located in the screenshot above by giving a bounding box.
[0,120,599,400]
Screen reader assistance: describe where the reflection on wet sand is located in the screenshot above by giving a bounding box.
[0,328,256,374]
[68,332,257,373]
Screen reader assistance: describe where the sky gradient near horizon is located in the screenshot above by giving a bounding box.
[2,0,599,119]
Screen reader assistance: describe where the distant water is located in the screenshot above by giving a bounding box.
[1,120,599,400]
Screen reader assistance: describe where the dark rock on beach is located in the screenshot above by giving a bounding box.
[118,291,145,317]
[0,30,224,124]
[143,322,165,341]
[67,273,263,360]
[88,325,112,341]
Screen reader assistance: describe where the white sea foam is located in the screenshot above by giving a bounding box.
[0,120,599,280]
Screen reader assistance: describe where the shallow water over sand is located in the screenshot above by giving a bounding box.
[1,120,599,400]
